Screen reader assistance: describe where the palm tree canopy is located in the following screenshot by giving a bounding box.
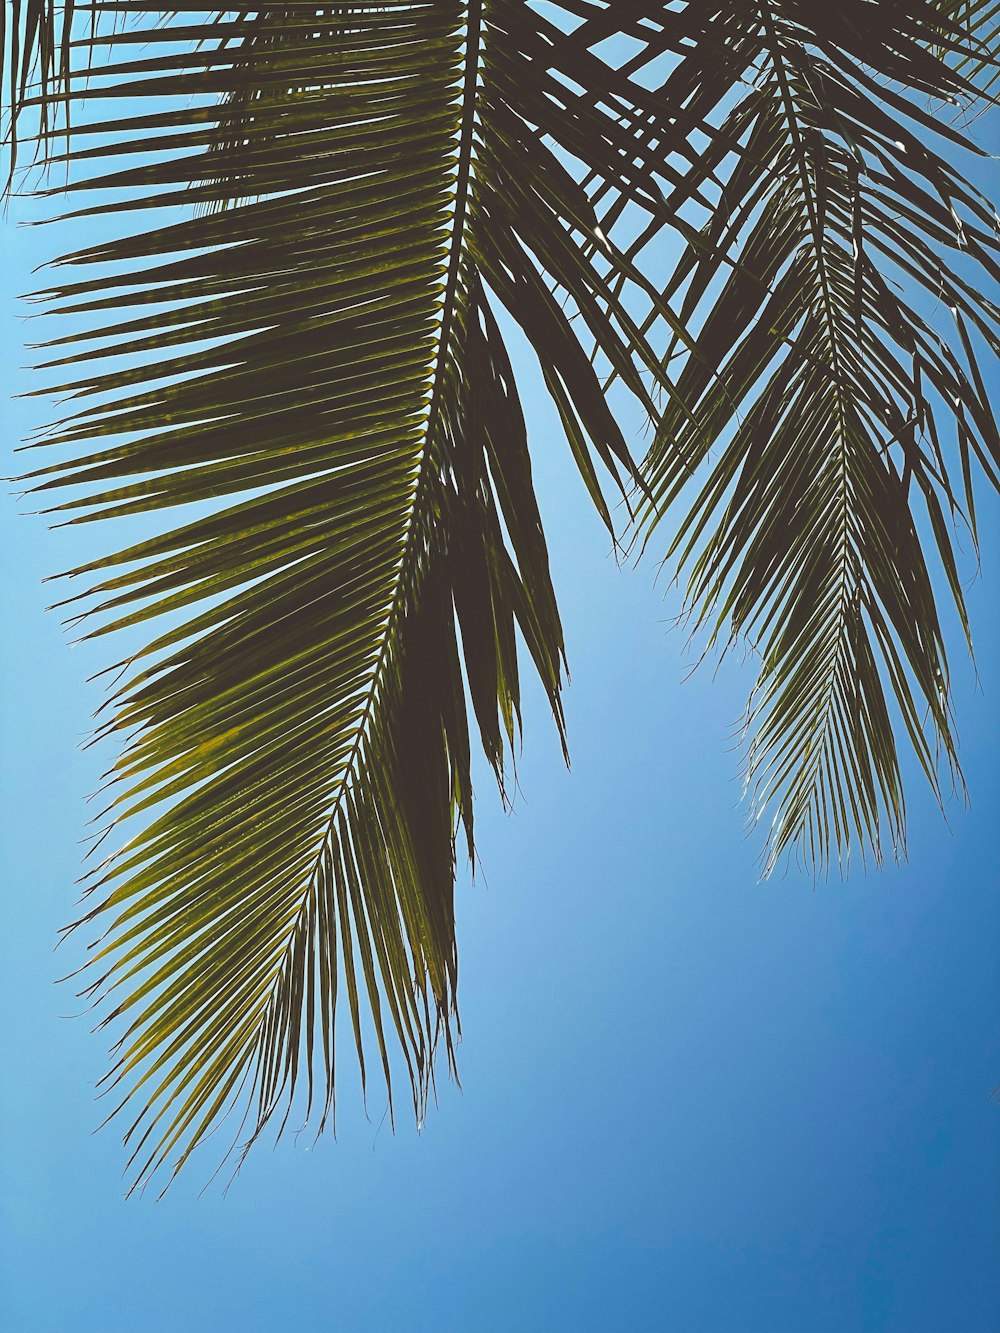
[2,0,997,1191]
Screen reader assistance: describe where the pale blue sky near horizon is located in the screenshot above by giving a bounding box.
[2,55,999,1333]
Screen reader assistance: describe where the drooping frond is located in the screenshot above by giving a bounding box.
[19,0,696,1190]
[629,0,1000,872]
[11,0,999,1190]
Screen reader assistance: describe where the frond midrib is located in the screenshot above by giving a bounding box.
[755,0,866,865]
[253,0,486,1118]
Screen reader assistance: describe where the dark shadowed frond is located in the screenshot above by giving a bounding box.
[10,0,999,1189]
[629,0,1000,873]
[947,0,1000,87]
[2,0,69,175]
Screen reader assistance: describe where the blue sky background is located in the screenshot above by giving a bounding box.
[2,58,999,1333]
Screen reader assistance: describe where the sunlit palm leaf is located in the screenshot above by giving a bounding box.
[18,0,691,1190]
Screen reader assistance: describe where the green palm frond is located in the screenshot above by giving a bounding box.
[4,0,997,1187]
[16,0,695,1191]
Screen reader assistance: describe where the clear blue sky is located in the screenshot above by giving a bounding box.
[2,95,999,1333]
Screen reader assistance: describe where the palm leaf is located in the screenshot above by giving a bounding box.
[630,0,1000,872]
[6,0,998,1187]
[16,0,693,1190]
[2,0,68,176]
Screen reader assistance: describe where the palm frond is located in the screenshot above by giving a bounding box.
[20,0,693,1190]
[946,0,1000,87]
[11,0,999,1188]
[633,0,1000,872]
[2,0,69,176]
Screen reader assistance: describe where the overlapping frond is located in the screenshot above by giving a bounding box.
[2,0,68,174]
[631,0,1000,872]
[947,0,1000,86]
[7,0,998,1187]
